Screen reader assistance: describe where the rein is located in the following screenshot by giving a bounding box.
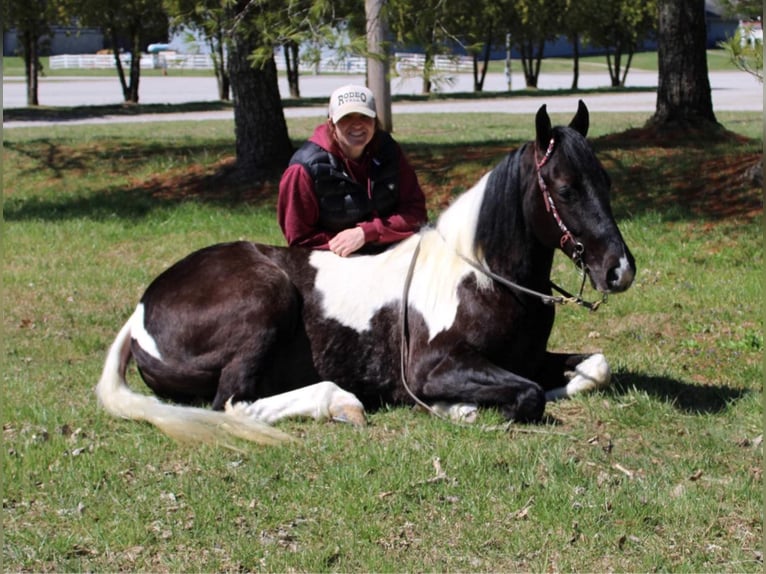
[399,237,447,418]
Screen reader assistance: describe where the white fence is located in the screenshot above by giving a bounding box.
[50,51,474,75]
[394,53,474,75]
[50,53,216,70]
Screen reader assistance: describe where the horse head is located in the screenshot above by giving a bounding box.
[532,101,635,294]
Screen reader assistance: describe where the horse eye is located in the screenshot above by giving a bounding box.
[556,185,574,200]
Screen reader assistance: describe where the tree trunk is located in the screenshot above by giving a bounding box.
[649,0,718,127]
[366,0,392,132]
[473,29,492,92]
[126,23,142,103]
[109,26,130,101]
[570,33,580,90]
[22,30,39,106]
[421,49,434,94]
[210,28,230,101]
[606,50,622,87]
[229,32,293,179]
[620,51,634,87]
[519,40,544,88]
[284,41,300,98]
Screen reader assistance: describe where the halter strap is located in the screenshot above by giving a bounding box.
[534,137,582,258]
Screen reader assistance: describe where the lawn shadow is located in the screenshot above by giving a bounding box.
[609,371,750,414]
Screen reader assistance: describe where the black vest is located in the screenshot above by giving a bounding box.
[289,132,400,232]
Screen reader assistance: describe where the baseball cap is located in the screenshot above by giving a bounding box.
[328,84,377,123]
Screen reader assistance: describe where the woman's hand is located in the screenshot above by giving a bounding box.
[328,227,366,257]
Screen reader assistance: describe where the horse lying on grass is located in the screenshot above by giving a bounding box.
[96,101,635,445]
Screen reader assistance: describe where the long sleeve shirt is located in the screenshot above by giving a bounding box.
[277,123,427,250]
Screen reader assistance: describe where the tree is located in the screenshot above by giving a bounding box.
[560,0,598,89]
[73,0,168,103]
[499,0,566,88]
[4,0,61,106]
[227,0,293,179]
[717,0,764,85]
[587,0,657,87]
[452,0,500,92]
[387,0,458,94]
[648,0,718,128]
[719,27,763,82]
[165,0,232,100]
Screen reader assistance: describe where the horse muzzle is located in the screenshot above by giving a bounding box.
[587,247,636,294]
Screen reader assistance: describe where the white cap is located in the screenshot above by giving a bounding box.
[328,84,377,123]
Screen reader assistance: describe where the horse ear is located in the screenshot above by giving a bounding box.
[535,104,552,151]
[569,99,589,137]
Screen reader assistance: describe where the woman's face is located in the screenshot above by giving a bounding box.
[332,113,376,160]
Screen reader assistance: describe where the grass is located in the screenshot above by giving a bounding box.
[3,110,762,572]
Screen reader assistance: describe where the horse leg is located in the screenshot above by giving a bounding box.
[225,382,366,426]
[539,352,612,401]
[413,349,546,422]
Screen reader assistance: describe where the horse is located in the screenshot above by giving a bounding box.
[96,100,636,445]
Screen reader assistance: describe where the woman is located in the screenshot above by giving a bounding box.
[278,84,427,257]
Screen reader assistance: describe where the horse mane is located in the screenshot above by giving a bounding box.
[473,143,530,266]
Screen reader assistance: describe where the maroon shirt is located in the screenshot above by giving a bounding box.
[277,123,427,250]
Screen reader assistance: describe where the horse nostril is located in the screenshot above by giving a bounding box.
[606,266,621,288]
[606,257,635,291]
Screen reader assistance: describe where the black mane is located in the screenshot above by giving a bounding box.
[473,143,536,278]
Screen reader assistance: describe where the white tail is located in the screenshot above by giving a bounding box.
[95,316,292,447]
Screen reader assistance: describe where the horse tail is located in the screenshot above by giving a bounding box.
[95,313,292,447]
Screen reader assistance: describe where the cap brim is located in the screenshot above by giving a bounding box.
[331,105,377,123]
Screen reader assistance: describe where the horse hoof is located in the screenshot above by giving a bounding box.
[427,402,479,423]
[331,405,367,427]
[546,353,611,401]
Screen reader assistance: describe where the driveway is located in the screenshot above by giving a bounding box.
[3,70,761,128]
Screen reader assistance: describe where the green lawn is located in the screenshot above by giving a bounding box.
[3,110,762,572]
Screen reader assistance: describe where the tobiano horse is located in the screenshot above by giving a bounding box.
[96,101,636,445]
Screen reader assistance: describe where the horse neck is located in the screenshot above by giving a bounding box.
[474,143,554,288]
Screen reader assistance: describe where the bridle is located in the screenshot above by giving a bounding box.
[533,136,605,311]
[535,137,584,264]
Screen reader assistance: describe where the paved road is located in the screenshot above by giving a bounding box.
[3,70,762,128]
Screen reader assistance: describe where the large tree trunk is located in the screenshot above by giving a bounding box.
[229,31,293,179]
[649,0,718,128]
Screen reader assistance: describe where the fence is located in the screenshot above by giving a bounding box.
[50,52,474,75]
[49,53,215,70]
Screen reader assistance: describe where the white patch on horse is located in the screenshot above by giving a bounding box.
[545,353,611,401]
[614,254,636,289]
[129,303,162,360]
[235,381,365,425]
[312,173,494,341]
